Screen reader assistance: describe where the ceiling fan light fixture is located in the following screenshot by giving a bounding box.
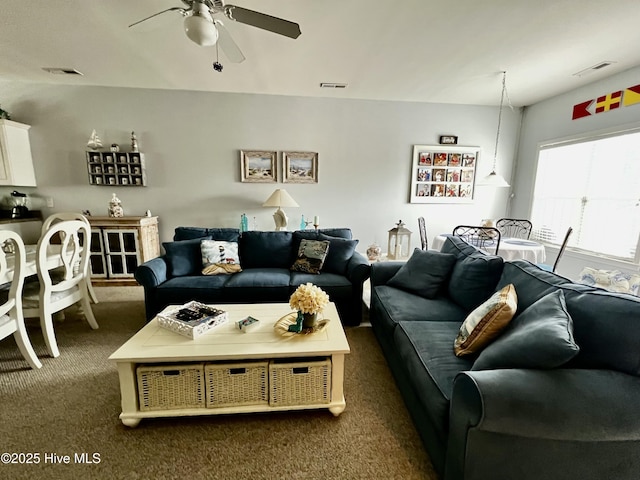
[184,10,219,46]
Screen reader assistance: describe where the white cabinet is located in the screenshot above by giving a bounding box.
[0,119,37,187]
[87,216,160,286]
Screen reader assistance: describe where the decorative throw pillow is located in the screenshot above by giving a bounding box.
[454,284,518,357]
[201,240,242,275]
[471,290,580,370]
[291,239,330,274]
[318,233,359,275]
[387,248,457,299]
[163,236,212,277]
[448,253,504,311]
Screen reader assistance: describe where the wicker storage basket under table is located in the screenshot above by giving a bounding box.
[269,358,332,407]
[136,363,206,411]
[205,361,269,408]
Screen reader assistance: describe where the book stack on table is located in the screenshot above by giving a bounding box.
[157,301,228,339]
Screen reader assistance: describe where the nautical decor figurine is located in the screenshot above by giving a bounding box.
[87,129,103,151]
[131,131,139,152]
[108,193,124,218]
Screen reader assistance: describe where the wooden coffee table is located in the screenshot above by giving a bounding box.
[109,302,350,427]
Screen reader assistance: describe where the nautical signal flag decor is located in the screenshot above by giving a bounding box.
[573,83,640,120]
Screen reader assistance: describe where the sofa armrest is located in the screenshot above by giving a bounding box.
[346,251,371,285]
[445,368,640,479]
[135,256,169,288]
[370,262,404,287]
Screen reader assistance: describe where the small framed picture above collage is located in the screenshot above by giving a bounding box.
[409,144,480,203]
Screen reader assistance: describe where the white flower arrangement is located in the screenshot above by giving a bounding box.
[289,283,329,314]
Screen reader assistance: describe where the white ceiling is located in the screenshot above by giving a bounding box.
[2,0,640,107]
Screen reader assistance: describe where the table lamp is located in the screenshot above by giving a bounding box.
[262,189,299,231]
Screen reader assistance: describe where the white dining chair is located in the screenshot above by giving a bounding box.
[41,212,99,304]
[23,219,99,358]
[0,230,42,369]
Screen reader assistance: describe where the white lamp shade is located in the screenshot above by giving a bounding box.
[262,189,299,208]
[476,171,510,187]
[184,14,219,46]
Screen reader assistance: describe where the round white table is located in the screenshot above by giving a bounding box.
[431,234,546,263]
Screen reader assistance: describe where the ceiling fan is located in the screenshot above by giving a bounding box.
[129,0,302,64]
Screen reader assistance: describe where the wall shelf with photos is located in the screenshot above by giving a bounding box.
[86,151,147,186]
[409,144,480,203]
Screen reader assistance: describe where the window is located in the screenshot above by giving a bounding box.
[530,129,640,262]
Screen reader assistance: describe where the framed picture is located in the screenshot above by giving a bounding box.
[409,144,480,204]
[439,135,458,145]
[240,150,277,183]
[282,151,318,183]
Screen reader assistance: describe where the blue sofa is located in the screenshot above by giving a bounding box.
[135,227,370,326]
[369,235,640,480]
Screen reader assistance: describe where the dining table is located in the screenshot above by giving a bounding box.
[0,244,64,285]
[431,233,546,263]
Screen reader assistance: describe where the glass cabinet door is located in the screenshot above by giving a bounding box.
[103,228,140,278]
[88,229,107,278]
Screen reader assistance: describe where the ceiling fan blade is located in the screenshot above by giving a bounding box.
[128,7,186,28]
[223,5,301,39]
[214,20,245,63]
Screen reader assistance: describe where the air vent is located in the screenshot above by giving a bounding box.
[42,67,84,76]
[320,82,348,89]
[572,62,615,77]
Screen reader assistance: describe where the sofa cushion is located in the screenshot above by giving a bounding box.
[222,268,292,302]
[454,284,518,357]
[388,249,457,299]
[318,233,359,275]
[496,260,570,315]
[562,285,640,376]
[371,285,468,338]
[239,231,294,269]
[472,290,580,370]
[163,236,212,277]
[201,240,242,275]
[290,271,351,290]
[292,230,358,275]
[440,235,484,258]
[448,253,504,311]
[291,239,330,274]
[174,227,240,242]
[394,321,474,440]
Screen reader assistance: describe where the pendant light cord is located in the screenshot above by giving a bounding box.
[492,71,507,172]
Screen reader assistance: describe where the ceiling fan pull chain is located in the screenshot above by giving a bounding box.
[213,41,223,72]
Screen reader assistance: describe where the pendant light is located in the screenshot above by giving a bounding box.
[477,71,510,187]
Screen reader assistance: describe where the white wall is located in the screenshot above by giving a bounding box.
[512,66,640,280]
[0,81,519,251]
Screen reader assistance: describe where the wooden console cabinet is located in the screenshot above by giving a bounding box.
[88,216,160,286]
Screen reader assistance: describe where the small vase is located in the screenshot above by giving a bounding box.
[366,243,382,262]
[302,312,319,328]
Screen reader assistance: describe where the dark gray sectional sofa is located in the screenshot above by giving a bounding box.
[369,235,640,480]
[135,227,370,326]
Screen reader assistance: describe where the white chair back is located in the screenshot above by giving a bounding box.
[40,212,98,303]
[37,220,90,293]
[23,219,99,358]
[41,212,90,236]
[0,230,42,369]
[0,230,26,318]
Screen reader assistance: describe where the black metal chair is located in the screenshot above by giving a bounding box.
[537,226,573,272]
[452,225,501,255]
[418,217,428,250]
[496,218,533,239]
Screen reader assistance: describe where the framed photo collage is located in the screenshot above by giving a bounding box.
[409,145,480,203]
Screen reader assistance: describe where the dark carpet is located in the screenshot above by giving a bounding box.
[0,298,436,480]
